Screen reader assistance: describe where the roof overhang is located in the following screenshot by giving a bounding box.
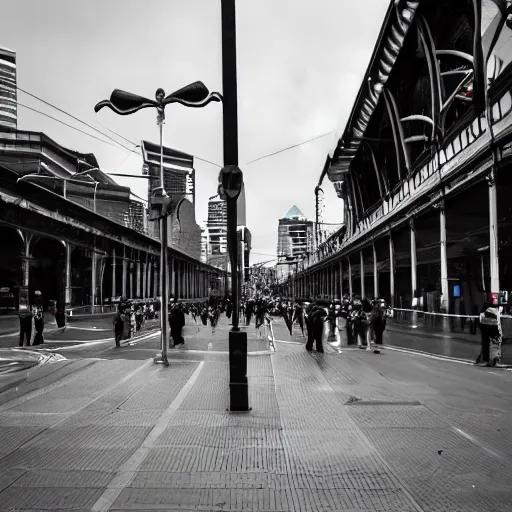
[328,0,420,183]
[141,140,193,172]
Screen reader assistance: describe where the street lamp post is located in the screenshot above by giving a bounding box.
[221,0,250,412]
[94,82,221,367]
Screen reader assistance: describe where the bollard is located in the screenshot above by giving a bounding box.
[229,330,249,411]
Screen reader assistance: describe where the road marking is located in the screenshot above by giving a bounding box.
[384,345,474,365]
[180,349,271,356]
[91,361,205,512]
[274,339,303,345]
[452,426,504,460]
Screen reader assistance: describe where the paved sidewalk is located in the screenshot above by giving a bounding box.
[0,316,511,511]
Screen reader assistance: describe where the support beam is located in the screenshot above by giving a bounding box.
[373,242,378,299]
[389,233,395,307]
[122,246,127,299]
[409,219,418,325]
[65,242,72,308]
[339,261,343,298]
[360,250,365,299]
[488,169,500,295]
[111,247,117,299]
[348,258,353,299]
[440,202,449,313]
[91,250,97,307]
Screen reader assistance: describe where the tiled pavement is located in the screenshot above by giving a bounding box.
[0,315,511,511]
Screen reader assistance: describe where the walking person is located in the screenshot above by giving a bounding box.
[209,306,220,334]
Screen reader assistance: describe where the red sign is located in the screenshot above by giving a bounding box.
[490,292,499,306]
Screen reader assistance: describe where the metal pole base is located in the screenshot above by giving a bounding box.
[229,330,249,411]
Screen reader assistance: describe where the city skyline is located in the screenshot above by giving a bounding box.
[0,0,388,263]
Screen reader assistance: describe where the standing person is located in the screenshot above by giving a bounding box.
[476,302,502,366]
[129,305,136,338]
[292,301,305,337]
[32,307,45,345]
[310,302,327,353]
[29,305,37,346]
[135,305,144,332]
[113,306,125,348]
[369,299,387,354]
[19,305,33,347]
[170,302,186,347]
[305,301,322,352]
[226,299,233,320]
[245,299,254,326]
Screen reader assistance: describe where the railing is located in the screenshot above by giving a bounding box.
[389,308,512,340]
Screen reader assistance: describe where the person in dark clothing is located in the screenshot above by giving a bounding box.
[169,303,186,346]
[245,299,254,326]
[200,305,208,326]
[33,307,45,345]
[226,300,233,319]
[475,302,501,365]
[292,302,305,337]
[310,305,327,353]
[113,308,125,347]
[369,300,387,353]
[305,301,325,353]
[19,309,33,347]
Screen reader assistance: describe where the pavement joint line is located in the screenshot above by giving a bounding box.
[91,360,205,512]
[0,360,97,412]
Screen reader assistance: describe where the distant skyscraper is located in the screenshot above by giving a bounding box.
[141,140,194,207]
[277,205,315,258]
[0,47,17,130]
[207,199,228,255]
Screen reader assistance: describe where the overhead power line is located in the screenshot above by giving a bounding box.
[246,130,335,165]
[17,102,128,151]
[17,87,134,152]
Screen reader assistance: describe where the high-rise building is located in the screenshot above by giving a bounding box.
[0,47,17,130]
[207,199,228,255]
[277,205,315,258]
[141,140,194,208]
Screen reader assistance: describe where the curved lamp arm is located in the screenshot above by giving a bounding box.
[94,89,157,115]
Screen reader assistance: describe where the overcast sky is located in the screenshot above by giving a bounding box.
[2,0,388,264]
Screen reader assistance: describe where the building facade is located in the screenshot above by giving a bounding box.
[287,0,512,325]
[0,47,16,130]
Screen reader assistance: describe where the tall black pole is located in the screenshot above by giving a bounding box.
[222,0,249,412]
[222,0,239,331]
